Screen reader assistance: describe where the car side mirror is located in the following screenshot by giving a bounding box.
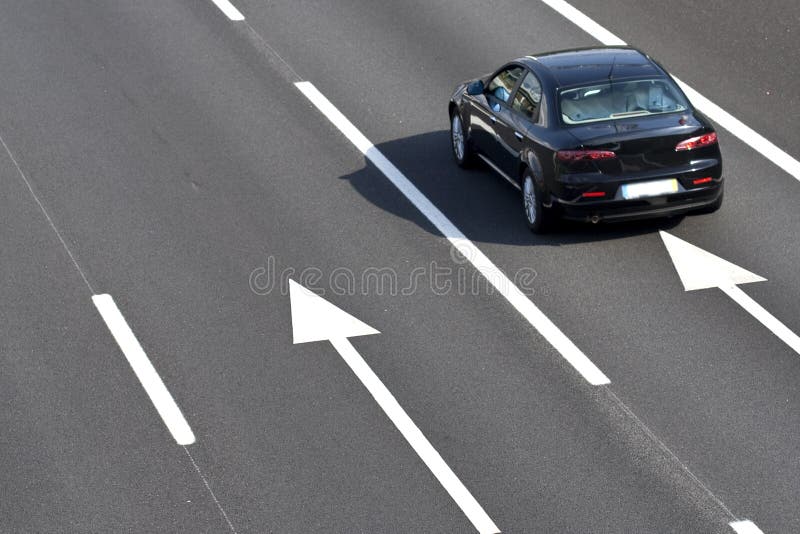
[466,80,485,96]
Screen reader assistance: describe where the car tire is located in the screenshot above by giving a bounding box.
[694,183,724,214]
[522,170,553,233]
[451,110,475,168]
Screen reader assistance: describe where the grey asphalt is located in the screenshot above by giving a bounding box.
[1,1,797,533]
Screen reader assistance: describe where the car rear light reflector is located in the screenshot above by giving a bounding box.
[692,177,713,185]
[675,132,718,151]
[557,149,616,162]
[582,191,607,198]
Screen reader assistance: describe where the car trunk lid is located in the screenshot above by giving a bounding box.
[565,113,707,173]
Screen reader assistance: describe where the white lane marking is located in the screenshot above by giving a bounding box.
[295,81,609,386]
[209,0,244,21]
[92,294,196,445]
[538,0,625,46]
[721,284,800,356]
[538,0,800,184]
[729,520,765,534]
[330,337,500,534]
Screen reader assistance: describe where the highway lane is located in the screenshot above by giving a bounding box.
[232,0,800,531]
[0,0,798,532]
[4,5,736,531]
[0,2,731,531]
[0,141,226,530]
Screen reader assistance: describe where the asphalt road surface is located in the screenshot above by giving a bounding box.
[1,1,798,533]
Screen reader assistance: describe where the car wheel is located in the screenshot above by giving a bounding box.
[451,110,475,168]
[522,170,552,233]
[694,183,724,214]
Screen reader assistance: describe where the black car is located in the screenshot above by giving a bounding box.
[449,46,723,232]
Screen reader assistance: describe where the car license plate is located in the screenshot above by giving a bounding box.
[621,178,678,199]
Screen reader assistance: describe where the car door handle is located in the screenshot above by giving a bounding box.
[490,115,497,124]
[514,131,524,141]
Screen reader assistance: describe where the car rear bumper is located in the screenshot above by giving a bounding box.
[551,179,723,223]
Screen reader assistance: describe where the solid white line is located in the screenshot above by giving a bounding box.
[729,520,765,534]
[92,294,196,445]
[296,81,609,386]
[721,285,800,356]
[537,0,800,184]
[538,0,625,46]
[330,337,499,534]
[209,0,244,21]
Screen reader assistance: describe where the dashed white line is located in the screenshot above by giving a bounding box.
[295,80,610,386]
[3,128,234,524]
[538,0,800,184]
[729,520,765,534]
[92,294,196,445]
[209,0,244,21]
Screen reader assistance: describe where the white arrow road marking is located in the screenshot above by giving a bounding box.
[659,231,766,291]
[92,294,196,445]
[295,80,609,386]
[729,520,765,534]
[660,231,800,356]
[289,281,500,534]
[289,280,379,343]
[538,0,800,184]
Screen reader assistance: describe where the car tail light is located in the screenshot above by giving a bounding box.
[556,149,616,162]
[675,132,718,151]
[692,177,713,185]
[582,191,607,198]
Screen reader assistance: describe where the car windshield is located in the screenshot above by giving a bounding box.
[559,78,689,124]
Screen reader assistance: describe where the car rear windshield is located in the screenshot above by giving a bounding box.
[559,78,689,124]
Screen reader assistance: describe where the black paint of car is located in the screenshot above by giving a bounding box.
[448,46,723,233]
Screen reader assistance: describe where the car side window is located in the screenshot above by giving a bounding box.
[487,66,523,111]
[512,71,542,120]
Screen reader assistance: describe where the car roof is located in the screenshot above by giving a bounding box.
[524,46,665,88]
